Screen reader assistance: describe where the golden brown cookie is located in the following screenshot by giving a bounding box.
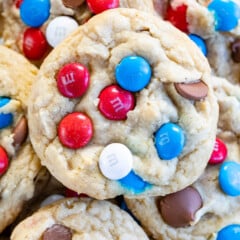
[125,77,240,240]
[0,45,46,233]
[2,0,156,65]
[157,0,240,84]
[11,198,149,240]
[28,8,218,199]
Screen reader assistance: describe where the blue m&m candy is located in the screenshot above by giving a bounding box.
[219,161,240,196]
[118,170,152,194]
[20,0,51,27]
[154,122,185,160]
[188,34,207,56]
[0,97,13,129]
[217,224,240,240]
[208,0,240,31]
[115,56,152,92]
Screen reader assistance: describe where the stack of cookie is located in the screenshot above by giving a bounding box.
[0,0,239,239]
[123,1,240,239]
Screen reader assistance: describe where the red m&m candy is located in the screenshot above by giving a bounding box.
[58,112,93,149]
[65,188,88,198]
[15,0,23,8]
[57,63,90,98]
[23,28,49,60]
[98,84,135,120]
[209,138,227,164]
[165,3,189,33]
[86,0,119,14]
[0,146,9,175]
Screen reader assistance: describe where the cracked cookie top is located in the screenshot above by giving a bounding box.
[0,45,44,233]
[11,197,149,240]
[28,8,218,199]
[2,0,156,65]
[156,0,240,84]
[125,77,240,240]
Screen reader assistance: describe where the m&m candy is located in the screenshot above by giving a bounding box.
[23,28,48,60]
[217,224,240,240]
[46,16,79,47]
[98,85,135,120]
[57,63,90,98]
[15,0,23,8]
[20,0,50,27]
[219,161,240,196]
[0,146,9,175]
[99,143,133,180]
[154,122,185,160]
[0,97,13,129]
[188,34,207,56]
[118,170,151,194]
[86,0,119,14]
[58,112,93,149]
[208,0,240,31]
[165,3,189,33]
[209,138,227,164]
[115,56,152,92]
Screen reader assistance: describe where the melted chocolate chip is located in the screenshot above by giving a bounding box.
[153,0,168,16]
[43,224,72,240]
[12,116,28,147]
[62,0,85,8]
[158,186,203,228]
[231,39,240,63]
[174,81,208,101]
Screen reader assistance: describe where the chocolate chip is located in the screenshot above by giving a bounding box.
[12,116,28,147]
[43,224,72,240]
[174,81,208,101]
[158,186,203,228]
[153,0,168,16]
[231,39,240,63]
[62,0,85,8]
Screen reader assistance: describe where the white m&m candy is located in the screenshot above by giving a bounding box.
[99,143,133,180]
[46,16,79,47]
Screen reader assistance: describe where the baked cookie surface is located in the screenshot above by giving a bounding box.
[0,45,44,233]
[28,8,218,199]
[11,197,149,240]
[159,0,240,84]
[125,77,240,240]
[2,0,156,64]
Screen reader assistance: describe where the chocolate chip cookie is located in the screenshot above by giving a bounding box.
[0,45,45,232]
[11,198,150,240]
[125,77,240,240]
[28,8,218,199]
[158,0,240,84]
[2,0,156,64]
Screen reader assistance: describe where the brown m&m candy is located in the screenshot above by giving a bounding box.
[158,186,203,228]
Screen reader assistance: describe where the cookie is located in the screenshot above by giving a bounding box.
[0,45,46,233]
[11,197,149,240]
[5,175,65,232]
[28,8,218,199]
[0,0,3,41]
[2,0,156,65]
[125,77,240,240]
[157,0,240,84]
